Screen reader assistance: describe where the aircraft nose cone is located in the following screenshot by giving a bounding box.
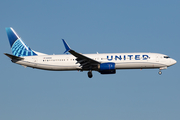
[172,59,177,65]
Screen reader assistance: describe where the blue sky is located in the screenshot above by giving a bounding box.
[0,0,180,120]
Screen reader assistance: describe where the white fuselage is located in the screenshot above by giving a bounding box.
[13,53,176,71]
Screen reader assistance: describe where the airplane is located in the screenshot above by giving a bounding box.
[4,27,177,78]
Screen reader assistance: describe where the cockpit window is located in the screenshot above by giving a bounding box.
[164,56,170,58]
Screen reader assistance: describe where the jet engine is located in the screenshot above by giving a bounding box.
[98,62,116,74]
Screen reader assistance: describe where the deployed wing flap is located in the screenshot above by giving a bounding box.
[62,39,100,69]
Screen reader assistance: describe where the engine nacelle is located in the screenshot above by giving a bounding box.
[98,62,116,74]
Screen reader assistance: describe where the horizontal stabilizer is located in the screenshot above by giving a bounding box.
[4,53,24,60]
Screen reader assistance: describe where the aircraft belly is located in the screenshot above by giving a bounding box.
[15,61,79,71]
[15,60,167,71]
[34,64,78,71]
[115,61,164,69]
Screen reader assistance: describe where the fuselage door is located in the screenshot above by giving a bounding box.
[32,57,38,67]
[156,56,159,62]
[32,57,38,62]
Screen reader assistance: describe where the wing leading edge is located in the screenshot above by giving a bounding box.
[62,39,100,69]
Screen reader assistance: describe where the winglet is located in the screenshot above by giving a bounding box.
[62,39,71,53]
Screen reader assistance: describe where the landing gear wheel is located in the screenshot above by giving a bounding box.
[158,71,162,75]
[88,71,93,78]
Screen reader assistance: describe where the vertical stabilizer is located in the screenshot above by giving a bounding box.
[6,27,37,57]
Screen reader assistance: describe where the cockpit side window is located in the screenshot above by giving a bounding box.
[164,56,170,58]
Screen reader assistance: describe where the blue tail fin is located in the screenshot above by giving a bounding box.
[6,27,37,57]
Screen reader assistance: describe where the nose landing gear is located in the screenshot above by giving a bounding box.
[158,70,162,75]
[88,70,93,78]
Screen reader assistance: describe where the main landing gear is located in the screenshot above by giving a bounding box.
[88,70,93,78]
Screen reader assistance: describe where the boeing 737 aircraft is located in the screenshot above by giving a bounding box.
[4,27,177,78]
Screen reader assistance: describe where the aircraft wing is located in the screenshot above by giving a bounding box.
[62,39,100,69]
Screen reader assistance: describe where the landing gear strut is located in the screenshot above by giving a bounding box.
[158,70,162,75]
[88,71,93,78]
